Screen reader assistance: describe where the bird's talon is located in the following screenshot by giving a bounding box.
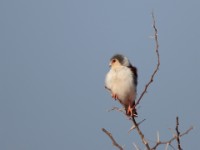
[127,105,133,116]
[112,94,118,100]
[127,104,137,117]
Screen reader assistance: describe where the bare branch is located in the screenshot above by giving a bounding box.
[151,125,193,150]
[132,118,151,150]
[133,143,141,150]
[180,126,193,137]
[176,117,182,150]
[128,119,146,134]
[130,10,159,150]
[107,107,125,113]
[165,143,169,150]
[135,11,160,106]
[168,128,176,137]
[102,128,124,150]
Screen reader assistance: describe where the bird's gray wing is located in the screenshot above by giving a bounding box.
[128,65,138,87]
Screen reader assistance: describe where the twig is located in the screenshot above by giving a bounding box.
[179,126,193,137]
[128,119,146,134]
[165,143,169,150]
[107,107,125,113]
[176,117,182,150]
[132,118,151,150]
[168,128,176,137]
[133,142,141,150]
[135,11,160,106]
[102,128,124,150]
[156,131,160,143]
[151,126,193,150]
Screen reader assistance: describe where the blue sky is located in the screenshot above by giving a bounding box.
[0,0,199,149]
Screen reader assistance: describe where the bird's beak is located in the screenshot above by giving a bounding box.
[109,62,112,68]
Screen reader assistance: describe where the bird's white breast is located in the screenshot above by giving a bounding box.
[105,66,136,104]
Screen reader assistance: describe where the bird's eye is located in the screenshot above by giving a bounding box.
[112,59,116,63]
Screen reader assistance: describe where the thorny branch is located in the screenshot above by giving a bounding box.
[151,120,193,150]
[135,12,160,107]
[176,117,182,150]
[132,118,151,150]
[102,128,123,150]
[128,119,146,134]
[130,11,159,150]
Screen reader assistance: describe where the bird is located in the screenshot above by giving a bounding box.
[105,54,138,117]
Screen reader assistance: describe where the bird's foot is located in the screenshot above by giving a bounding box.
[127,104,137,117]
[112,93,118,100]
[127,105,133,116]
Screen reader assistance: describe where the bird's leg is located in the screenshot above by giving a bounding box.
[111,93,118,100]
[127,104,133,116]
[127,103,137,117]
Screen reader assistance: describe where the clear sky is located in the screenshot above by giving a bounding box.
[0,0,199,149]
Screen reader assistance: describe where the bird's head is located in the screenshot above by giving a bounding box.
[109,54,130,68]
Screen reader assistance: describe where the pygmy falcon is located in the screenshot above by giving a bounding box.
[105,54,138,117]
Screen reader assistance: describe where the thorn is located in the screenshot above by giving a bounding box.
[157,131,160,142]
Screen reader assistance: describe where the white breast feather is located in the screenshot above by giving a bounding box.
[105,66,136,104]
